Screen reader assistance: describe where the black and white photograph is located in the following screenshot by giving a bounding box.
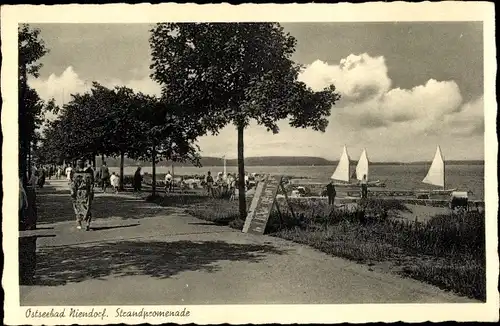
[2,2,498,324]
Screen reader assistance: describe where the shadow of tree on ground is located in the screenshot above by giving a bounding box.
[19,235,56,285]
[33,240,285,286]
[147,193,210,208]
[36,189,178,224]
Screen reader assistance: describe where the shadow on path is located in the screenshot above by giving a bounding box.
[90,223,140,231]
[36,189,178,224]
[20,235,56,285]
[33,240,285,286]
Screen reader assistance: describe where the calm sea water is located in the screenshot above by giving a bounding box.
[110,164,485,200]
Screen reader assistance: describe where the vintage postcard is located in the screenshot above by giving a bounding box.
[2,2,498,324]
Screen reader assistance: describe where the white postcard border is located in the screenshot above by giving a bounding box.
[2,2,498,324]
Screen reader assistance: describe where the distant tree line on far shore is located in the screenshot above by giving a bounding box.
[97,156,485,168]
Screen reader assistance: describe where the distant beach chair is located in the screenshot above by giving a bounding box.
[450,191,468,212]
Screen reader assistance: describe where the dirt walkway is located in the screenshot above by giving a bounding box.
[20,179,476,305]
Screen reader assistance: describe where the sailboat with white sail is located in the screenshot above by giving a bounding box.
[330,145,352,185]
[419,145,456,194]
[330,146,385,187]
[351,148,385,187]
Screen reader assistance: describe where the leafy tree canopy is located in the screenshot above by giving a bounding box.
[149,23,340,133]
[149,23,341,217]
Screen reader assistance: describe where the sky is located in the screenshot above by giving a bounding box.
[28,22,485,162]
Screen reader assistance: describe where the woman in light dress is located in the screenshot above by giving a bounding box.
[110,172,120,193]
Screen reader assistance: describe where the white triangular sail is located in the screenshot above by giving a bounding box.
[355,148,369,181]
[422,146,445,188]
[331,145,351,182]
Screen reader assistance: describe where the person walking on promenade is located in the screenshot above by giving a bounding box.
[133,166,143,193]
[326,180,336,206]
[65,164,73,185]
[99,161,110,193]
[205,171,214,197]
[164,170,173,193]
[215,172,224,197]
[94,165,101,188]
[29,167,38,189]
[360,174,368,199]
[19,178,28,228]
[70,159,95,231]
[47,165,52,180]
[37,166,46,188]
[110,172,120,193]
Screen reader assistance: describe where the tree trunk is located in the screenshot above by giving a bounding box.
[101,154,105,165]
[152,142,157,197]
[92,154,96,168]
[119,151,125,191]
[19,63,28,186]
[237,123,246,220]
[27,143,32,179]
[20,141,27,186]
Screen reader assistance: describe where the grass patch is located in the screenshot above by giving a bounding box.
[185,200,240,225]
[152,194,486,301]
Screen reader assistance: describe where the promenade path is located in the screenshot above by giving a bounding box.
[20,179,476,305]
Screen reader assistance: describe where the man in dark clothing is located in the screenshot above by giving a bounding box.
[48,165,53,180]
[205,171,214,197]
[326,180,336,206]
[100,162,110,193]
[360,174,368,199]
[133,167,143,192]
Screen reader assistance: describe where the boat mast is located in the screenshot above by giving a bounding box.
[441,146,445,191]
[222,155,226,177]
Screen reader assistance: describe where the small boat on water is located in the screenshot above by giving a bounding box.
[417,145,457,195]
[330,145,352,185]
[330,145,385,187]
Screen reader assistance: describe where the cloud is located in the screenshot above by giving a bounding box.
[442,96,484,136]
[29,56,484,161]
[298,54,391,103]
[380,79,463,123]
[28,66,162,123]
[28,66,86,108]
[298,53,481,138]
[191,53,484,161]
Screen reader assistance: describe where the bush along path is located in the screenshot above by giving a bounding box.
[150,194,486,302]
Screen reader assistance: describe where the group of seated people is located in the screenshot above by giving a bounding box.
[162,170,259,199]
[204,171,237,198]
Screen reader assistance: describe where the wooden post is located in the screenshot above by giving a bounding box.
[274,201,283,229]
[280,181,296,220]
